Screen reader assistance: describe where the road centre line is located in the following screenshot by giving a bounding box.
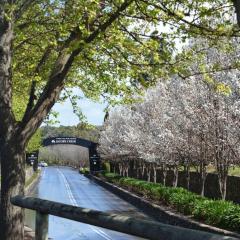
[57,169,113,240]
[90,226,113,240]
[57,169,78,206]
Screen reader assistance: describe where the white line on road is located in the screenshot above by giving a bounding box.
[57,169,113,240]
[57,169,78,206]
[90,227,113,240]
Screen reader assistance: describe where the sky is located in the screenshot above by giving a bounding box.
[49,88,106,126]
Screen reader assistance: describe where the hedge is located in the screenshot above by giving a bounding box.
[102,172,240,232]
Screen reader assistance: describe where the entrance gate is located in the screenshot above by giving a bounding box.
[42,137,100,172]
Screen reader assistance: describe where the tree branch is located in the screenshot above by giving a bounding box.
[34,46,52,75]
[21,81,36,124]
[15,0,40,20]
[18,0,134,142]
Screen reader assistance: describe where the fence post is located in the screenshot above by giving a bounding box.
[35,211,49,240]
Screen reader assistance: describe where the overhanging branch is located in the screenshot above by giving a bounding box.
[18,0,134,141]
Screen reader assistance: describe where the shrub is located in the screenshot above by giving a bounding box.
[102,161,111,173]
[168,190,202,215]
[193,199,240,230]
[104,172,122,182]
[79,168,89,174]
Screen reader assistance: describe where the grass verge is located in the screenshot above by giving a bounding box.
[25,171,39,188]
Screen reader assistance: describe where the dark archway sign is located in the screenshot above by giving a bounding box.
[42,137,101,172]
[26,151,39,171]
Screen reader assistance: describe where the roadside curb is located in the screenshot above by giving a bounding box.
[86,174,240,239]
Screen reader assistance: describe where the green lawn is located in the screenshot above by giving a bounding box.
[180,165,240,176]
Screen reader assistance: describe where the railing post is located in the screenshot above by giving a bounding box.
[35,211,49,240]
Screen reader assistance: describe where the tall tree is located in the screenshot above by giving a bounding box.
[0,1,240,239]
[0,1,170,239]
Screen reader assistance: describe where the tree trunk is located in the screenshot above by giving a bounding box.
[0,141,25,240]
[200,174,207,197]
[186,165,190,190]
[126,166,129,177]
[136,165,140,179]
[153,165,157,183]
[119,163,123,176]
[147,169,151,182]
[218,174,228,200]
[111,162,116,173]
[0,11,26,240]
[163,170,167,186]
[122,162,125,177]
[162,163,167,186]
[173,166,178,187]
[199,163,207,197]
[141,162,145,179]
[146,164,151,182]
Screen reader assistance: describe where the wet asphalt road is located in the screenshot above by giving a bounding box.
[25,166,149,240]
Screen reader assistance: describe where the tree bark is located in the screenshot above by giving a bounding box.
[136,163,140,179]
[113,163,116,173]
[0,9,26,240]
[126,166,129,177]
[162,163,167,186]
[163,170,167,186]
[147,165,151,182]
[119,163,123,176]
[173,166,178,187]
[153,165,157,183]
[200,174,207,197]
[0,139,25,240]
[199,162,207,197]
[218,172,228,200]
[186,164,190,190]
[141,162,145,179]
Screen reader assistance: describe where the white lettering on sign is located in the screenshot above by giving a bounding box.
[52,137,77,144]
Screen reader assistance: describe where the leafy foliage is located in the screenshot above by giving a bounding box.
[26,129,42,152]
[79,168,90,174]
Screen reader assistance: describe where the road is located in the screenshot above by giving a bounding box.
[25,166,149,240]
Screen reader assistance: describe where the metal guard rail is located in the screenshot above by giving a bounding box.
[11,196,238,240]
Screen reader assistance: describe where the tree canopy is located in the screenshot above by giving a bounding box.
[1,1,240,239]
[99,37,240,199]
[9,1,240,138]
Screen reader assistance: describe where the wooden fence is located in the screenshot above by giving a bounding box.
[11,195,237,240]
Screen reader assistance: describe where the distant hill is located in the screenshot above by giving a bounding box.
[41,123,102,143]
